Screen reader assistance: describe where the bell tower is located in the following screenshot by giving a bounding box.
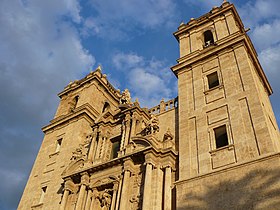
[172,1,280,209]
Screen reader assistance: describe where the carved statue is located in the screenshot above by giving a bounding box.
[70,135,92,161]
[119,89,132,105]
[70,145,86,161]
[143,114,159,135]
[97,190,112,210]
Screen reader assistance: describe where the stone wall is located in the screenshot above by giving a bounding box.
[176,153,280,210]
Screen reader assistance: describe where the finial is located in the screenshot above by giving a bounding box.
[96,65,102,72]
[134,98,140,106]
[222,0,230,7]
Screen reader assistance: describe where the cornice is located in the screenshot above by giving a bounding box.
[174,3,244,41]
[175,152,280,186]
[171,33,272,95]
[58,70,120,102]
[42,103,98,133]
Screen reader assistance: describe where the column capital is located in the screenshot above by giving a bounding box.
[162,164,176,171]
[113,182,119,191]
[123,157,135,172]
[81,172,90,186]
[64,178,75,193]
[144,161,157,169]
[144,151,158,167]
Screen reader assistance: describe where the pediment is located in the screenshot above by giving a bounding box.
[62,159,86,176]
[95,109,116,124]
[125,137,154,153]
[91,175,118,188]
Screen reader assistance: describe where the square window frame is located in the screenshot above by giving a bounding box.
[203,69,223,93]
[208,121,233,151]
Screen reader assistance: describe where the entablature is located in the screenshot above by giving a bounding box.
[174,2,244,41]
[42,103,98,133]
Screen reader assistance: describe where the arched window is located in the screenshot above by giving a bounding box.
[204,30,214,47]
[102,102,110,113]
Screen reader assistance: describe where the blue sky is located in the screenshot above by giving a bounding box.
[0,0,279,209]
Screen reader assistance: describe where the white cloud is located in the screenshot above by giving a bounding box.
[83,0,177,40]
[183,0,222,8]
[238,0,280,27]
[259,44,280,121]
[111,52,176,107]
[250,19,280,51]
[0,0,94,209]
[112,52,144,70]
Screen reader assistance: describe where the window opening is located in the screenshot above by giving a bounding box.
[214,125,229,148]
[204,30,214,47]
[55,138,62,153]
[207,72,219,89]
[39,186,47,204]
[69,95,79,112]
[102,102,110,113]
[73,96,79,109]
[111,136,121,159]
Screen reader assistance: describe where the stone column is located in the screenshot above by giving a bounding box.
[119,158,133,210]
[76,173,89,210]
[59,189,69,210]
[120,123,126,154]
[119,170,130,210]
[94,133,102,160]
[123,112,131,153]
[60,178,74,210]
[84,189,92,210]
[90,188,98,209]
[110,182,118,210]
[115,176,123,210]
[88,129,98,161]
[130,112,137,137]
[142,163,153,209]
[164,166,172,210]
[155,167,164,210]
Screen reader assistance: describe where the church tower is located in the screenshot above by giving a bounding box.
[171,1,280,209]
[18,1,280,210]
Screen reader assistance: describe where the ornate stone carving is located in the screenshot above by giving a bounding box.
[129,195,140,210]
[119,89,132,105]
[141,115,159,136]
[129,171,143,210]
[163,128,174,141]
[70,136,91,161]
[70,145,87,161]
[97,189,112,210]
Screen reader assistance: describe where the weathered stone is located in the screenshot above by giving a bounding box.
[18,2,280,210]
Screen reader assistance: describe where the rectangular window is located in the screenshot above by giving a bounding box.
[55,138,62,153]
[111,136,121,159]
[207,72,219,89]
[214,125,229,148]
[39,186,47,204]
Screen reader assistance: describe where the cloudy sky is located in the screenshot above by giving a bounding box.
[0,0,279,209]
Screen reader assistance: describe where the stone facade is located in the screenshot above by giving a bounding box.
[18,1,280,210]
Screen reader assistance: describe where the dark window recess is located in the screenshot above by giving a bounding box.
[102,102,110,113]
[204,30,214,47]
[70,95,79,112]
[55,138,62,152]
[214,125,229,148]
[207,72,219,89]
[39,186,47,203]
[111,136,121,159]
[73,96,79,109]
